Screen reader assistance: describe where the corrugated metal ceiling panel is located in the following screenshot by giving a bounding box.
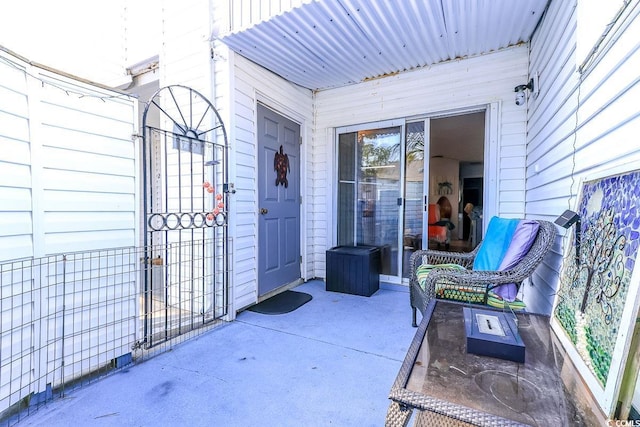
[219,0,549,90]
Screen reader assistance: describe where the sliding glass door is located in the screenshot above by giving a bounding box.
[402,120,429,278]
[336,110,489,283]
[337,121,406,281]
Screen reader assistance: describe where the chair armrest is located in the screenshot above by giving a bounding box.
[409,247,478,274]
[409,247,479,301]
[420,269,518,290]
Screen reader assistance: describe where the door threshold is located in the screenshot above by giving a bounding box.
[257,278,304,303]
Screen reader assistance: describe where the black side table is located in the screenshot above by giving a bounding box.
[326,245,380,296]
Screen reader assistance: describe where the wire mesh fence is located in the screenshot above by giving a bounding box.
[0,241,230,425]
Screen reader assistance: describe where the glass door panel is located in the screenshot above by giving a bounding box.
[403,121,427,278]
[337,125,403,279]
[337,132,356,245]
[359,127,401,277]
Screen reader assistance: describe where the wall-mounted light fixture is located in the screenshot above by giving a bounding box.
[514,78,534,106]
[555,209,581,265]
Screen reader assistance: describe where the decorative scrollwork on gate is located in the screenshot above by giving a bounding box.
[147,212,227,231]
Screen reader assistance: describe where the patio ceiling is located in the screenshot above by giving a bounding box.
[218,0,550,91]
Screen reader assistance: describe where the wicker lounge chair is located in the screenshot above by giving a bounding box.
[409,218,557,326]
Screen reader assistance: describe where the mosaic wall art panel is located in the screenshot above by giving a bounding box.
[554,170,640,389]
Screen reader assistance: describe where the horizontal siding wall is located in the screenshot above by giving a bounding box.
[37,77,137,254]
[0,49,138,413]
[162,0,212,93]
[0,50,138,259]
[160,1,224,316]
[229,54,313,311]
[0,53,32,260]
[313,47,530,279]
[526,0,640,314]
[161,0,219,239]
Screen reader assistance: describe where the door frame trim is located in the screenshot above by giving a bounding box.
[332,103,497,285]
[405,103,496,238]
[255,96,306,294]
[334,119,407,284]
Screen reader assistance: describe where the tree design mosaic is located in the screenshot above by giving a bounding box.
[554,170,640,386]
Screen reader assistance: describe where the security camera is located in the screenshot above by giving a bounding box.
[514,79,534,106]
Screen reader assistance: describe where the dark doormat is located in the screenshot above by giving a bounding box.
[247,290,312,315]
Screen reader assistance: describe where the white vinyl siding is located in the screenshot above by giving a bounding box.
[0,56,32,260]
[162,0,212,93]
[228,54,313,311]
[525,0,640,315]
[0,52,138,260]
[1,55,136,259]
[0,49,137,413]
[160,1,222,312]
[313,46,530,278]
[161,0,221,225]
[160,0,260,314]
[37,81,137,254]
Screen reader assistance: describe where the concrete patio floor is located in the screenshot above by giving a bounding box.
[18,280,416,427]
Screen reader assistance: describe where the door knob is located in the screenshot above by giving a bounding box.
[260,208,268,215]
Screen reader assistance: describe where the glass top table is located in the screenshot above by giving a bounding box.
[386,300,586,426]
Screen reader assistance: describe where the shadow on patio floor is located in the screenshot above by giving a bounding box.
[19,280,415,427]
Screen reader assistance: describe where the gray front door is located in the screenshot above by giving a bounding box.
[257,104,301,296]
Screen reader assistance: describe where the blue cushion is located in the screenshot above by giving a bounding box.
[472,217,520,271]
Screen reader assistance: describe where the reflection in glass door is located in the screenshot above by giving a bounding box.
[402,121,427,279]
[337,125,403,279]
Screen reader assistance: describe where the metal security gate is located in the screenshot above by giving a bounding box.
[141,85,230,348]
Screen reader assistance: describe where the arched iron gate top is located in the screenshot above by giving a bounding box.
[140,85,230,348]
[142,85,228,147]
[141,85,230,241]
